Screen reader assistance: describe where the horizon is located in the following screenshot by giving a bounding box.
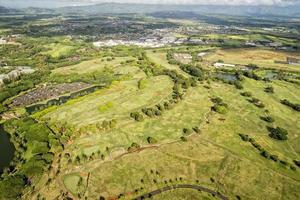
[1,0,299,8]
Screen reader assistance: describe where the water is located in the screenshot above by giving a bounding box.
[264,71,277,80]
[216,73,237,82]
[0,124,15,173]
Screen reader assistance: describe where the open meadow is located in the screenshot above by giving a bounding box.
[204,48,300,71]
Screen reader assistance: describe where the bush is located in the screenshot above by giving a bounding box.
[293,160,300,167]
[264,86,274,93]
[240,91,252,97]
[270,154,279,162]
[147,137,157,144]
[193,126,201,134]
[267,127,288,140]
[212,105,228,114]
[261,150,270,159]
[260,116,275,123]
[280,99,300,112]
[239,134,250,141]
[128,142,140,151]
[280,160,288,166]
[183,128,192,135]
[234,81,243,90]
[180,136,187,142]
[130,112,144,122]
[138,79,147,89]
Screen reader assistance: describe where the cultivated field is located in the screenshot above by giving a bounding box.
[204,48,300,71]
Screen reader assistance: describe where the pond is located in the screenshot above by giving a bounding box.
[0,124,15,173]
[264,71,277,80]
[216,73,237,82]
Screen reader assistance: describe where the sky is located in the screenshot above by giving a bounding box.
[0,0,299,8]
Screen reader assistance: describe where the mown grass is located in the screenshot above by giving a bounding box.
[41,75,174,126]
[42,43,76,58]
[52,56,136,74]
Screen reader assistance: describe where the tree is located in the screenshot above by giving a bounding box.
[212,105,228,114]
[193,126,201,134]
[260,116,275,123]
[264,86,274,93]
[183,128,192,135]
[234,81,243,90]
[241,91,252,97]
[267,127,288,140]
[0,175,26,200]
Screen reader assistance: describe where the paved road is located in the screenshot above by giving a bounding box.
[133,184,228,200]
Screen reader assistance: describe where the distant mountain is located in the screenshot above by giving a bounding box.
[0,6,18,13]
[56,3,300,17]
[23,7,54,14]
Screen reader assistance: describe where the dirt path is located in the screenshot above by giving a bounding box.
[133,184,228,200]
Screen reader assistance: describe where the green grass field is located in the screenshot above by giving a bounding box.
[52,57,136,74]
[42,43,76,58]
[24,48,300,200]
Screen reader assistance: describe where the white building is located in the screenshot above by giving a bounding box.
[213,63,236,68]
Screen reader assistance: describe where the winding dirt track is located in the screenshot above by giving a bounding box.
[133,184,228,200]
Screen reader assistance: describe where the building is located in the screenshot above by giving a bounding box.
[287,57,300,65]
[213,63,236,68]
[197,52,208,57]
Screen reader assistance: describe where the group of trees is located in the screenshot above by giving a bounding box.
[130,112,144,122]
[238,134,296,170]
[249,98,265,108]
[242,71,262,81]
[280,99,300,112]
[166,50,205,80]
[260,116,275,123]
[0,118,66,199]
[211,97,228,114]
[267,126,289,140]
[0,70,50,105]
[96,119,117,130]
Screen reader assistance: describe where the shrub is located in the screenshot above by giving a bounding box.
[193,126,201,134]
[280,99,300,112]
[211,97,223,104]
[260,116,275,123]
[239,133,250,141]
[264,86,274,93]
[128,142,140,151]
[234,81,243,90]
[130,112,144,122]
[180,136,187,142]
[154,109,162,116]
[212,105,228,114]
[270,154,279,162]
[156,104,165,111]
[240,91,252,97]
[280,160,288,166]
[147,137,157,144]
[267,127,288,140]
[138,79,147,89]
[183,128,192,135]
[261,150,270,159]
[293,160,300,167]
